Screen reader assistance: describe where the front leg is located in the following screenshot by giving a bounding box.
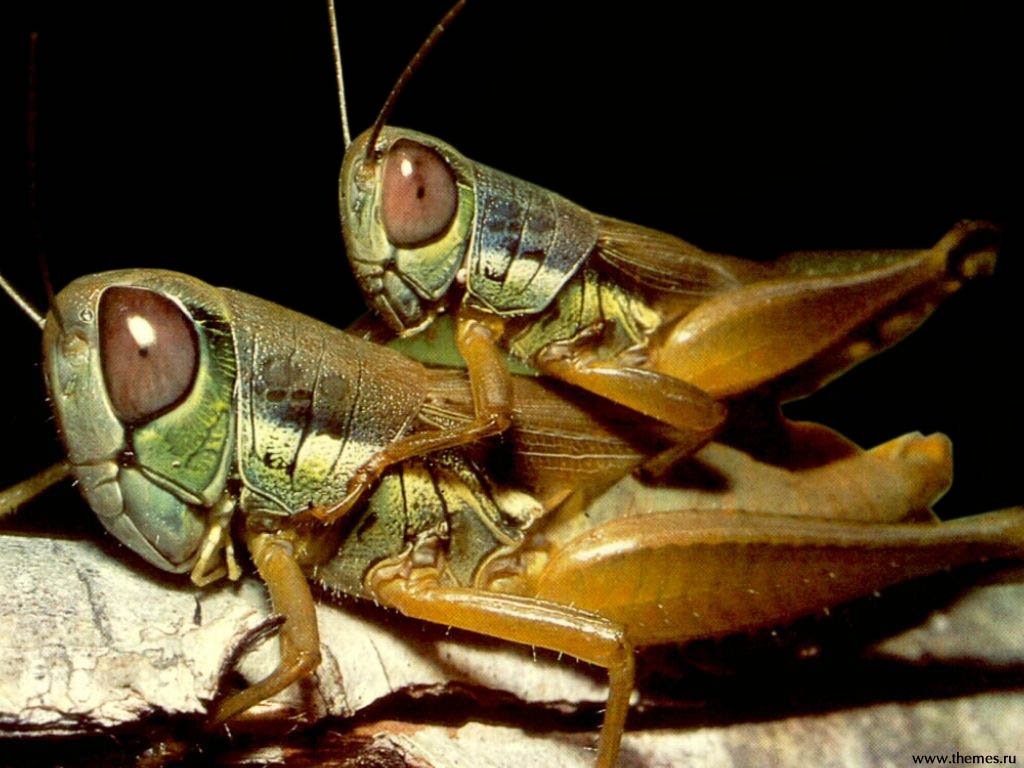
[309,309,512,525]
[209,530,321,723]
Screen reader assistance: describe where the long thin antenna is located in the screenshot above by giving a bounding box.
[365,0,468,160]
[326,0,351,148]
[0,274,45,330]
[0,461,72,519]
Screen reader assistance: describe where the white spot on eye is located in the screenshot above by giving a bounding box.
[400,158,414,177]
[127,315,157,349]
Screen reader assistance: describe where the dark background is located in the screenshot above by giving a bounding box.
[6,3,1019,531]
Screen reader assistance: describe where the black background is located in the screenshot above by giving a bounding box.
[6,2,1020,532]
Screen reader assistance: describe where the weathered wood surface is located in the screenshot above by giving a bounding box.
[342,699,1024,768]
[2,528,1023,765]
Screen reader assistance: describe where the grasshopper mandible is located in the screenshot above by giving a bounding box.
[327,2,1006,521]
[3,268,1024,768]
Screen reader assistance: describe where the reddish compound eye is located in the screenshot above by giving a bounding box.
[381,139,458,248]
[99,287,199,424]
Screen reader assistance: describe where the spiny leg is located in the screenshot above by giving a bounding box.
[655,220,998,398]
[209,531,321,724]
[368,558,635,768]
[533,507,1024,651]
[535,345,726,443]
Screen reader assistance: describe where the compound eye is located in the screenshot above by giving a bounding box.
[99,287,199,424]
[381,139,457,248]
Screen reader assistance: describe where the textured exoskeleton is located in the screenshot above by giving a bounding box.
[336,118,999,522]
[5,268,1020,768]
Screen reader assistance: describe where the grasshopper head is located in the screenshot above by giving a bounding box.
[340,126,476,335]
[43,270,236,573]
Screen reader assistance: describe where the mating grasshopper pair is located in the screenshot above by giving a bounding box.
[4,5,1019,767]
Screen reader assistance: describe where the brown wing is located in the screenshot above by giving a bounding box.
[594,214,766,295]
[418,369,675,508]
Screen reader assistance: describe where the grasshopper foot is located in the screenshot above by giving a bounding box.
[938,219,1000,280]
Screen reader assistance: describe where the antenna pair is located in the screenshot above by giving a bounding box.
[327,0,467,157]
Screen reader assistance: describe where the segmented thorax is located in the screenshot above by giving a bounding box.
[222,289,428,518]
[464,159,598,316]
[340,127,598,333]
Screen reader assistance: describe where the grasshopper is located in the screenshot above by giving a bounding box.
[3,8,1018,766]
[328,2,1010,520]
[3,268,1024,768]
